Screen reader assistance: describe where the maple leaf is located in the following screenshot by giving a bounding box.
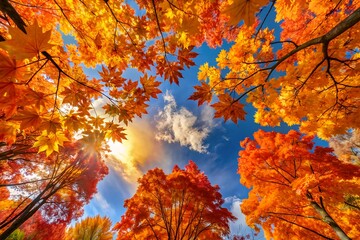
[131,99,148,117]
[88,116,105,129]
[80,130,106,152]
[25,90,51,110]
[212,94,246,124]
[0,52,21,81]
[94,33,103,50]
[33,130,68,156]
[140,74,162,99]
[40,116,62,134]
[0,121,18,145]
[103,104,120,117]
[163,62,184,85]
[177,46,198,68]
[0,20,54,59]
[12,107,43,130]
[121,80,139,99]
[105,123,127,142]
[178,31,190,49]
[188,82,212,106]
[0,101,18,119]
[63,113,85,132]
[0,81,18,118]
[0,82,16,99]
[222,0,269,26]
[61,87,88,106]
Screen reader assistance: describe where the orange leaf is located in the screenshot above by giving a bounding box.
[177,46,198,68]
[0,121,18,145]
[12,108,43,130]
[222,0,269,26]
[188,82,212,106]
[40,117,62,134]
[105,123,127,142]
[0,82,16,99]
[140,74,162,99]
[0,52,21,81]
[162,62,183,85]
[212,94,246,124]
[0,20,54,59]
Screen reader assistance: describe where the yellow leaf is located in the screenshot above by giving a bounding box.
[178,32,190,49]
[198,63,209,81]
[165,8,176,19]
[33,130,68,156]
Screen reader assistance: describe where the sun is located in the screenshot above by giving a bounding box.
[107,140,129,160]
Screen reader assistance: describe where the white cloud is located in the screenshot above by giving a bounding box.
[155,91,215,153]
[225,196,259,238]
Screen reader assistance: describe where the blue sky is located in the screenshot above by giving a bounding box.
[79,5,328,238]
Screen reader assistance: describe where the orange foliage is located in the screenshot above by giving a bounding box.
[238,130,360,240]
[0,0,241,155]
[190,1,360,139]
[114,161,236,240]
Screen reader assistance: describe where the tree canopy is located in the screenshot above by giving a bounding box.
[114,161,236,240]
[238,130,360,240]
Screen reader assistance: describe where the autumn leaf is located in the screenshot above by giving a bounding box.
[0,20,54,59]
[140,74,162,99]
[63,113,85,132]
[0,101,18,119]
[222,0,269,26]
[212,94,246,123]
[33,130,68,156]
[178,31,190,49]
[177,46,198,68]
[162,62,184,85]
[0,82,16,99]
[105,122,127,142]
[0,81,18,118]
[61,87,88,106]
[25,90,51,110]
[39,117,63,134]
[12,107,43,130]
[94,33,103,50]
[0,121,18,145]
[0,52,21,81]
[80,130,106,152]
[188,82,212,106]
